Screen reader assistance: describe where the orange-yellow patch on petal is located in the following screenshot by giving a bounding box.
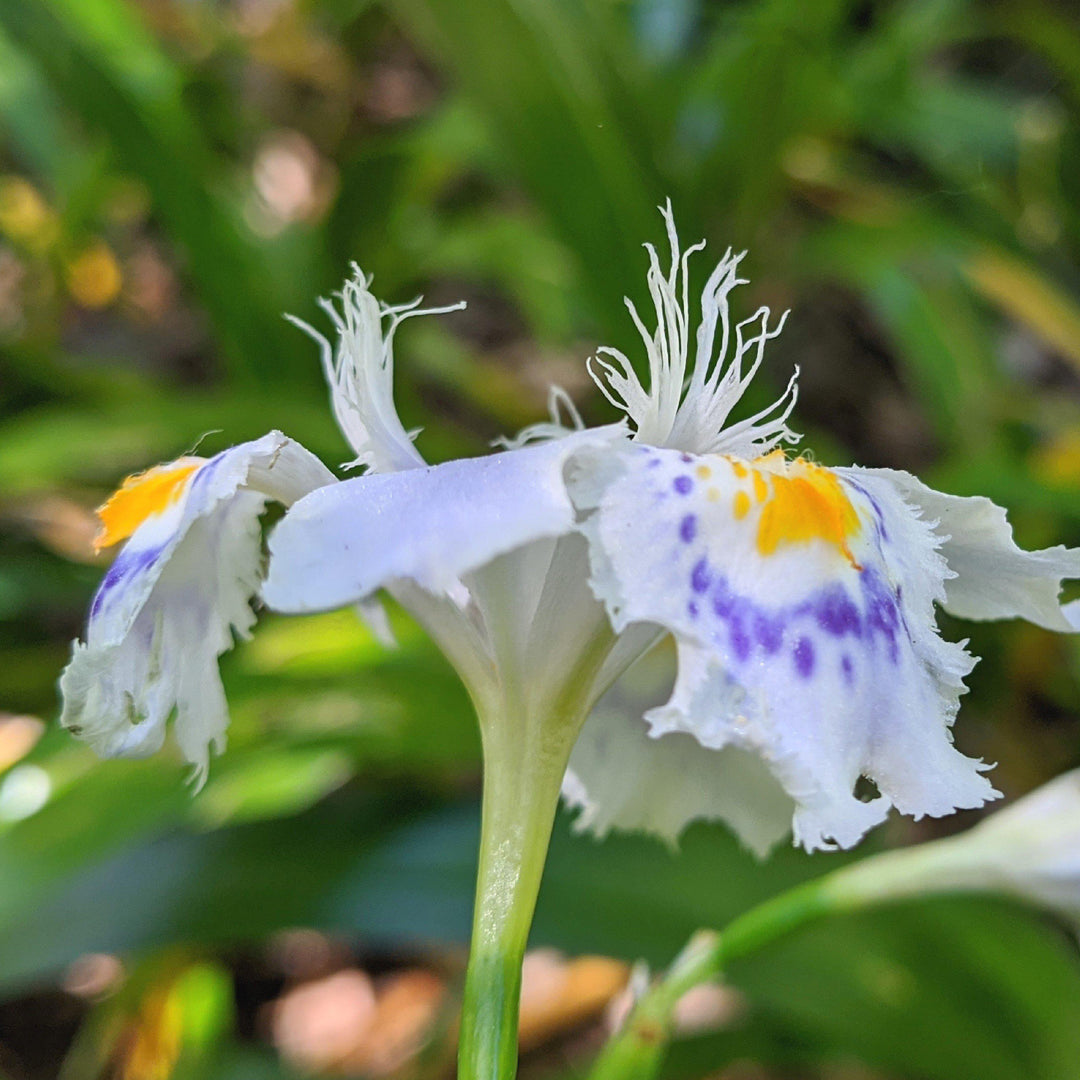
[94,458,202,552]
[753,457,862,568]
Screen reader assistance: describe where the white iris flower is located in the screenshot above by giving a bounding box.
[819,767,1080,929]
[938,767,1080,921]
[59,433,334,785]
[61,206,1080,856]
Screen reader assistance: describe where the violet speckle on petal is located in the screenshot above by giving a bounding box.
[754,612,785,655]
[691,557,711,594]
[188,453,223,495]
[794,636,815,678]
[730,619,752,661]
[90,543,166,619]
[816,587,862,638]
[673,475,693,495]
[861,569,902,663]
[680,514,698,543]
[712,581,735,619]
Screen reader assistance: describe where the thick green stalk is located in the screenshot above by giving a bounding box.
[457,718,577,1080]
[448,560,619,1080]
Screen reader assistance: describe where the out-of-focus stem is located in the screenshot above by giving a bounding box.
[587,878,838,1080]
[589,826,1020,1080]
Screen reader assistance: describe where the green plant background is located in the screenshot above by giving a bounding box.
[1,0,1080,1077]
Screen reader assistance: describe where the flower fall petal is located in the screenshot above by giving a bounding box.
[59,433,334,783]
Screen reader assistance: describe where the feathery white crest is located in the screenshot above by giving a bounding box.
[287,265,465,473]
[588,202,801,458]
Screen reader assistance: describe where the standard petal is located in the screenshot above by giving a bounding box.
[262,428,620,613]
[288,268,464,473]
[850,467,1080,632]
[60,433,334,781]
[585,201,800,458]
[573,444,998,851]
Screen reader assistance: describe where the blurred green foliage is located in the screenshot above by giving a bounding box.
[2,0,1080,1077]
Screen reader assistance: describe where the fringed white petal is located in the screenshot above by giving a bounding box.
[59,433,334,784]
[851,467,1080,632]
[586,201,801,458]
[287,266,465,473]
[571,443,998,851]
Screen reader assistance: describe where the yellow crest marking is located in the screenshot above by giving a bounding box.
[94,458,203,551]
[723,453,862,568]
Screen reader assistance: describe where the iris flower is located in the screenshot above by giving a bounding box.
[59,206,1080,1077]
[823,766,1080,925]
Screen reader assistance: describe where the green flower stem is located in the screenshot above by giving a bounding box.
[457,714,582,1080]
[455,604,619,1080]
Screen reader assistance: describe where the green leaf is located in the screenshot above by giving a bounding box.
[0,0,312,383]
[724,898,1080,1080]
[0,27,84,182]
[385,0,664,346]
